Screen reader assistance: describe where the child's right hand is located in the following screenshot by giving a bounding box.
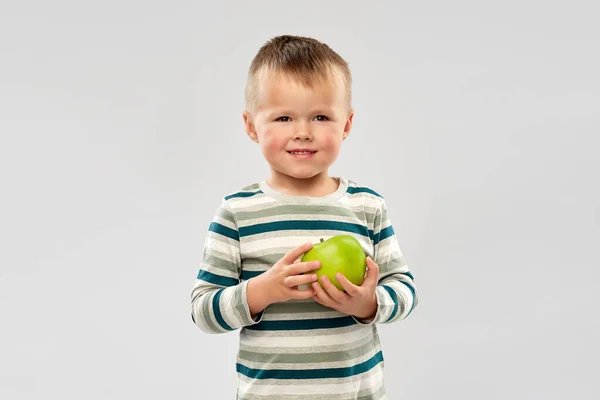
[247,242,321,314]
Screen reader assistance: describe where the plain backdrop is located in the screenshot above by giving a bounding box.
[1,1,599,399]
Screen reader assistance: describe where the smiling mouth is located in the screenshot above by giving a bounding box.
[287,150,317,155]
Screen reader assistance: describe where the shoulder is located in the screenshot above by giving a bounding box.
[214,181,267,213]
[222,182,263,201]
[344,178,387,206]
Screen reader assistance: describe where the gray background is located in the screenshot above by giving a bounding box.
[1,1,598,399]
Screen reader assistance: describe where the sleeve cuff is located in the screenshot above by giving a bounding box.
[351,285,393,325]
[238,280,266,327]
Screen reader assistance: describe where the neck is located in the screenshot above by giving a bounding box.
[267,171,339,197]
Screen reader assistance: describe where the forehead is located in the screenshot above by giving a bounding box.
[256,71,347,110]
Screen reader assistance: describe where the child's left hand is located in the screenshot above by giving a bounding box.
[312,256,379,320]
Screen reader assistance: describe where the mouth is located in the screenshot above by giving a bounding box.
[287,149,317,155]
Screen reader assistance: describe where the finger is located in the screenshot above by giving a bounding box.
[282,242,313,264]
[366,257,380,285]
[312,293,325,306]
[319,276,350,303]
[287,260,322,275]
[290,286,315,300]
[312,281,336,306]
[335,273,360,296]
[284,273,318,287]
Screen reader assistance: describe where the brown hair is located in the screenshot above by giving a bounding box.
[244,35,352,112]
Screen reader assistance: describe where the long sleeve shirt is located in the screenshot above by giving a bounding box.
[190,176,418,400]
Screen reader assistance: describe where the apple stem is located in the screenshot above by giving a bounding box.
[320,238,324,243]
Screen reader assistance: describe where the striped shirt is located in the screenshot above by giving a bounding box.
[190,176,418,399]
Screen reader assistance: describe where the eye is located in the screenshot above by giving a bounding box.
[314,115,329,122]
[275,116,290,122]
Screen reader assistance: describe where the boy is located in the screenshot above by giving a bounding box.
[190,35,418,399]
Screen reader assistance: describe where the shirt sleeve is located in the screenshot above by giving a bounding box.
[353,198,419,325]
[190,198,263,334]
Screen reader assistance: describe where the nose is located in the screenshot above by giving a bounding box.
[294,123,313,141]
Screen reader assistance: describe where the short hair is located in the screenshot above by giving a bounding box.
[244,35,352,112]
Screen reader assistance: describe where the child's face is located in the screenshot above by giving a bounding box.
[243,71,353,183]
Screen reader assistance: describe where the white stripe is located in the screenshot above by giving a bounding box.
[228,195,275,209]
[230,193,382,212]
[206,236,240,258]
[389,281,415,319]
[375,286,395,322]
[219,286,241,327]
[241,235,373,256]
[213,215,236,230]
[239,212,369,228]
[204,246,240,266]
[191,292,212,333]
[202,290,226,333]
[338,195,383,209]
[239,325,374,348]
[239,329,376,354]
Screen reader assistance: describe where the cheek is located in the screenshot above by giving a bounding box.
[260,130,288,154]
[320,131,344,152]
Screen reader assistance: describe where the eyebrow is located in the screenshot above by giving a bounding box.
[266,108,335,117]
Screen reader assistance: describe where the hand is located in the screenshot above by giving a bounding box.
[248,242,321,315]
[312,256,380,320]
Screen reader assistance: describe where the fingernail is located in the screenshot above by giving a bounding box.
[336,273,342,279]
[311,274,317,280]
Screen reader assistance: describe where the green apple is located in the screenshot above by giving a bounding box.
[301,234,367,291]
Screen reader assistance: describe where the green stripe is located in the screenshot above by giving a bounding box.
[209,222,239,241]
[241,270,263,280]
[236,350,384,380]
[373,225,394,245]
[263,300,328,315]
[358,385,386,400]
[377,257,408,276]
[197,270,238,287]
[212,288,233,331]
[378,225,394,243]
[224,190,263,200]
[204,254,239,274]
[243,253,285,265]
[238,338,376,364]
[239,220,372,239]
[346,186,382,198]
[202,291,220,332]
[246,316,356,331]
[233,284,252,325]
[382,285,399,322]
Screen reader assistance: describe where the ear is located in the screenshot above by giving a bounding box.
[242,110,259,143]
[342,109,354,140]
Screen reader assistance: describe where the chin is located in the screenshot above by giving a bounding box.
[276,167,324,180]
